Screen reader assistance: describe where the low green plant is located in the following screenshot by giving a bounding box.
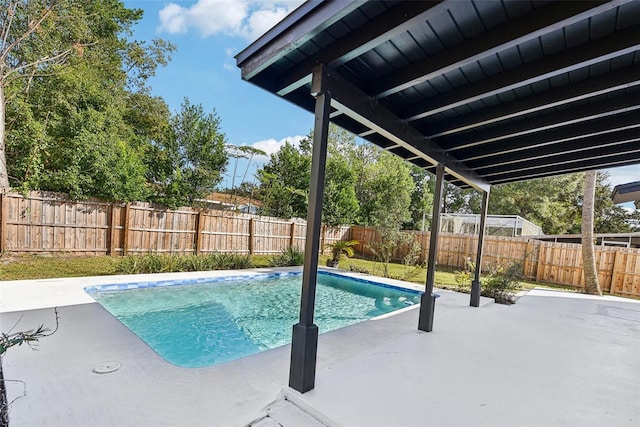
[114,253,253,274]
[348,264,370,274]
[400,239,425,281]
[268,246,305,267]
[453,258,475,292]
[368,228,407,278]
[325,240,358,267]
[482,260,524,304]
[1,308,59,426]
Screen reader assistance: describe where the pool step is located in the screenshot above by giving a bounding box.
[247,392,333,427]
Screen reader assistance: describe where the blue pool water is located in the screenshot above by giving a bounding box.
[88,271,422,368]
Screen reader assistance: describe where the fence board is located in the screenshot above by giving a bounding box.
[611,248,640,296]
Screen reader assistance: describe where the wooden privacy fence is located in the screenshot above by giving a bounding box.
[351,226,640,297]
[1,192,638,297]
[0,192,350,257]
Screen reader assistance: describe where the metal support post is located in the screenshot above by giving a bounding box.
[470,190,490,307]
[289,65,331,394]
[418,164,444,332]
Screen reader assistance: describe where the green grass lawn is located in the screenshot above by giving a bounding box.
[1,252,559,294]
[0,254,118,280]
[332,255,549,291]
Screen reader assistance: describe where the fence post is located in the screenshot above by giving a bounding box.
[108,202,117,256]
[535,243,545,282]
[123,202,131,256]
[290,221,296,248]
[0,193,6,253]
[195,211,204,255]
[524,240,534,279]
[249,218,255,255]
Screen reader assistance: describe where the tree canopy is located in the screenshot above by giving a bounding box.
[2,0,230,207]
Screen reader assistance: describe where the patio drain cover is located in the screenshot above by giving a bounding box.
[93,361,122,374]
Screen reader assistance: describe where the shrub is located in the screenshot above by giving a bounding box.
[348,264,370,274]
[114,253,253,274]
[482,261,523,304]
[453,258,474,292]
[368,228,412,278]
[400,239,425,280]
[325,240,358,267]
[114,254,178,274]
[268,246,305,267]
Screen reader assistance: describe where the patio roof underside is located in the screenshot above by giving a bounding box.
[236,0,640,192]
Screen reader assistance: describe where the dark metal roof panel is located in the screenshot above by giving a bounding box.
[236,0,640,190]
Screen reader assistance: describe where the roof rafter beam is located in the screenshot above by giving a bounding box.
[275,1,447,96]
[422,65,640,138]
[370,0,627,99]
[236,1,361,80]
[400,24,640,122]
[317,65,490,192]
[444,94,640,152]
[491,156,640,185]
[470,131,640,172]
[457,113,640,162]
[488,155,640,184]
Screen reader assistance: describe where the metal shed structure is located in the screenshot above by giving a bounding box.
[236,0,640,393]
[440,213,544,236]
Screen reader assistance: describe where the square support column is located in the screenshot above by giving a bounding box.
[418,164,445,332]
[470,190,490,307]
[289,65,331,394]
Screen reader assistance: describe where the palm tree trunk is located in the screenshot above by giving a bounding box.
[0,83,10,192]
[582,170,602,295]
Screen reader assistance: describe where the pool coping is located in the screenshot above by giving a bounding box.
[0,266,426,314]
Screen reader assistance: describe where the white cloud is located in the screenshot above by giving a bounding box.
[158,4,189,34]
[248,135,305,160]
[158,0,305,41]
[604,165,640,188]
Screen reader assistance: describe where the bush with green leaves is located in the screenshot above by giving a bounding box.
[369,229,422,279]
[400,238,425,280]
[268,246,305,267]
[114,253,253,274]
[481,261,524,304]
[348,264,370,274]
[453,258,475,292]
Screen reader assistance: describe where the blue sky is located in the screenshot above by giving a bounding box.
[124,0,310,188]
[123,0,638,203]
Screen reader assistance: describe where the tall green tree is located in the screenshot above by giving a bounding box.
[408,167,434,230]
[323,125,359,226]
[2,0,174,198]
[358,151,414,229]
[323,154,359,226]
[591,171,639,233]
[257,140,311,218]
[257,125,361,224]
[488,174,583,234]
[146,98,228,208]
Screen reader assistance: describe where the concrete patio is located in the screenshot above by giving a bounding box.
[1,270,638,426]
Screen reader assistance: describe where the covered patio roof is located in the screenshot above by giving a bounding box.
[236,0,640,191]
[236,0,640,394]
[612,181,640,208]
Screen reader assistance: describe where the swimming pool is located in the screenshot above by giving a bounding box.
[86,270,422,368]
